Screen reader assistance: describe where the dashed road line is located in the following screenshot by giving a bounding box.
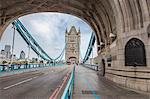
[3,76,38,90]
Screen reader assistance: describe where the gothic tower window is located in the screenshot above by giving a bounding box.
[125,38,146,66]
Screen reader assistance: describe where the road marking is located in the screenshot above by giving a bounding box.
[33,76,38,79]
[49,72,70,99]
[49,88,59,99]
[84,78,99,99]
[3,76,38,90]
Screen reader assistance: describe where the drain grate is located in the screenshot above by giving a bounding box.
[82,90,98,94]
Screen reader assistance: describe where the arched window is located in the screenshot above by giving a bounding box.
[125,38,146,66]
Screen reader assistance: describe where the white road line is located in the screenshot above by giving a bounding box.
[3,76,38,90]
[33,76,38,79]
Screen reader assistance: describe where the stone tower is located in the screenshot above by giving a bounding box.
[65,26,80,64]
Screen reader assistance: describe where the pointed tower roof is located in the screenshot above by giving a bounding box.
[68,26,78,35]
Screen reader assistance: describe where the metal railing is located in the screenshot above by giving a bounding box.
[61,65,75,99]
[83,64,98,71]
[0,63,64,72]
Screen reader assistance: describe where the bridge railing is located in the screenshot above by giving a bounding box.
[82,64,98,71]
[61,65,75,99]
[0,63,64,72]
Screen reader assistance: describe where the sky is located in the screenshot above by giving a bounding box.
[0,12,97,61]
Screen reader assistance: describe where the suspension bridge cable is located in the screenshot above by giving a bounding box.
[15,19,53,60]
[53,43,66,61]
[12,21,49,61]
[12,19,66,62]
[82,32,95,63]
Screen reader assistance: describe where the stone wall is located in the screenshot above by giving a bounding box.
[100,22,150,93]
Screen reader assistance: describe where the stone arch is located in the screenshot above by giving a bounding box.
[0,0,149,47]
[125,38,146,66]
[0,0,119,48]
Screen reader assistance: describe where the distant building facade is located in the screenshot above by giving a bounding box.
[10,54,17,61]
[4,45,11,59]
[65,26,80,64]
[0,50,6,62]
[20,50,26,59]
[1,50,5,55]
[0,45,18,63]
[0,45,11,62]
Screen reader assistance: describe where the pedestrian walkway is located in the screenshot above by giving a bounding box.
[73,65,149,99]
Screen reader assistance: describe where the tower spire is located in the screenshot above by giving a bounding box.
[65,28,68,34]
[78,27,80,34]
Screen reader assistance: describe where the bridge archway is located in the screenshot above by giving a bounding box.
[68,57,77,64]
[0,0,118,49]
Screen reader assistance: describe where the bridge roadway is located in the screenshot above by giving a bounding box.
[0,65,71,99]
[0,65,149,99]
[73,65,149,99]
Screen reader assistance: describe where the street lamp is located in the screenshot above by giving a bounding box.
[27,45,31,62]
[10,24,16,66]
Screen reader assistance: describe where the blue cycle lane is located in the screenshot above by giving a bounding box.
[73,65,100,99]
[73,65,148,99]
[83,78,99,99]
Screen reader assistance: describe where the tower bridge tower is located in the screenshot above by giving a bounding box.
[65,26,80,64]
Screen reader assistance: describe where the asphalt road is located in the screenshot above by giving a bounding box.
[0,66,71,99]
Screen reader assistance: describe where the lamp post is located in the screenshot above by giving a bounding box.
[10,24,16,66]
[27,45,31,62]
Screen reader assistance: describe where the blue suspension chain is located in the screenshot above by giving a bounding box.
[13,19,66,62]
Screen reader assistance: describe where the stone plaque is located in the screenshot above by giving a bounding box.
[125,38,146,66]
